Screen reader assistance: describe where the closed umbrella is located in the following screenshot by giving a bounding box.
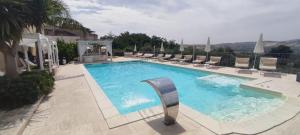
[252,33,264,70]
[180,39,184,55]
[160,42,165,52]
[134,44,137,52]
[205,37,211,61]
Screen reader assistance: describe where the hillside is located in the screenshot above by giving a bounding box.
[212,39,300,53]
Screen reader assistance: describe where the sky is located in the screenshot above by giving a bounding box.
[63,0,300,44]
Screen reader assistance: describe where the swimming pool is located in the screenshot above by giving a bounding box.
[85,61,284,122]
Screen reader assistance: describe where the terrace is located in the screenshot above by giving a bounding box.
[1,1,300,135]
[1,56,299,135]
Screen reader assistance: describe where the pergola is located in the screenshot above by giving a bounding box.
[77,39,113,62]
[19,33,59,72]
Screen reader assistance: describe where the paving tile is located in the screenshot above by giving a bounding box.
[106,115,128,128]
[18,59,300,135]
[125,112,143,123]
[102,107,119,119]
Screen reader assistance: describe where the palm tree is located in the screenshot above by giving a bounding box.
[27,0,88,33]
[0,0,89,77]
[0,0,32,77]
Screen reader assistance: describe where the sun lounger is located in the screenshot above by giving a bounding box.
[192,55,206,66]
[158,54,172,62]
[170,54,182,63]
[25,59,37,66]
[134,52,143,57]
[206,56,221,65]
[179,55,193,64]
[235,57,249,68]
[18,58,28,71]
[142,53,154,58]
[153,54,164,59]
[234,57,251,74]
[259,57,280,78]
[124,52,133,57]
[259,57,277,71]
[0,71,4,76]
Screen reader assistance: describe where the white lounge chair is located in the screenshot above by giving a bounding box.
[193,55,206,66]
[0,71,4,76]
[124,52,133,57]
[158,54,172,62]
[235,57,249,68]
[134,52,143,57]
[259,57,277,71]
[25,59,37,66]
[235,57,252,74]
[206,56,221,65]
[18,58,28,72]
[170,54,182,63]
[179,55,193,64]
[142,53,154,58]
[259,57,281,77]
[153,54,164,59]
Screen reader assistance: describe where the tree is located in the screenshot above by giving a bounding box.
[269,45,293,65]
[0,0,32,77]
[27,0,87,33]
[111,31,179,54]
[269,45,293,57]
[0,0,88,77]
[100,32,115,40]
[0,0,91,77]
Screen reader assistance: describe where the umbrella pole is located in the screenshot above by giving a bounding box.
[206,52,209,62]
[192,46,195,61]
[251,54,257,70]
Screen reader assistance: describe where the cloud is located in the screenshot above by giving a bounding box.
[63,0,300,44]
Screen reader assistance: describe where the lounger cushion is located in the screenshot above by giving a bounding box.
[235,57,249,68]
[210,56,221,62]
[205,61,218,65]
[193,60,204,63]
[260,65,276,71]
[196,56,206,61]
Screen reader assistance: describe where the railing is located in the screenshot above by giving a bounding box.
[122,51,299,74]
[208,52,300,74]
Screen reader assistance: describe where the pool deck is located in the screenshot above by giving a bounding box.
[18,57,300,135]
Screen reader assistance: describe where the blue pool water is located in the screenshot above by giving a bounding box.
[85,61,284,121]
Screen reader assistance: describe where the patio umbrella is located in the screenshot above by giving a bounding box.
[252,33,264,69]
[134,44,137,52]
[180,39,184,55]
[160,42,165,52]
[205,37,211,61]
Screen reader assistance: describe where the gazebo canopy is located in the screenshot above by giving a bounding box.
[77,39,113,62]
[19,33,59,72]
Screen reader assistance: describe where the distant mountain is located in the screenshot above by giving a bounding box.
[212,39,300,53]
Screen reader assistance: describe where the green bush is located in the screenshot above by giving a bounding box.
[0,71,55,109]
[57,40,78,64]
[21,71,55,95]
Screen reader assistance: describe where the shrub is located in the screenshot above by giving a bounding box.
[0,71,54,109]
[21,71,55,95]
[57,40,78,64]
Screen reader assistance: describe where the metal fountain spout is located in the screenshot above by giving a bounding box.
[142,77,179,125]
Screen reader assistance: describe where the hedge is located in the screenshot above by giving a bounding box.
[0,71,55,110]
